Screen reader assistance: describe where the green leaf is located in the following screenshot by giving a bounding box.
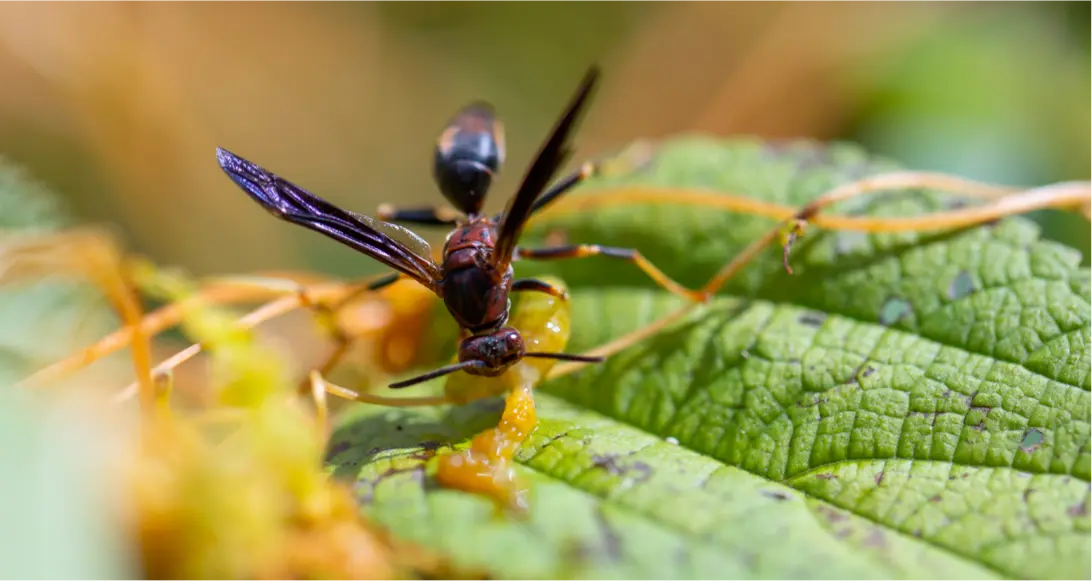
[327,137,1090,579]
[0,157,136,577]
[0,386,137,579]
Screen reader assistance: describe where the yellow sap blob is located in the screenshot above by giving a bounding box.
[435,276,572,513]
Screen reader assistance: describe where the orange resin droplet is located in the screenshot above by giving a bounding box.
[435,382,536,512]
[434,277,571,512]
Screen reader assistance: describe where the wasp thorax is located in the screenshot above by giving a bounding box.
[458,327,526,376]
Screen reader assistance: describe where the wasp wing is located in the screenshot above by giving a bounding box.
[216,147,441,287]
[492,66,599,269]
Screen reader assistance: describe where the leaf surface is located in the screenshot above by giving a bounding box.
[327,137,1090,579]
[0,157,135,578]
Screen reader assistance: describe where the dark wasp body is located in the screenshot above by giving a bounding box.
[216,66,702,389]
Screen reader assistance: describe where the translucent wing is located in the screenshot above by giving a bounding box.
[346,209,434,261]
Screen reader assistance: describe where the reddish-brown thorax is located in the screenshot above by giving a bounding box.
[438,217,514,335]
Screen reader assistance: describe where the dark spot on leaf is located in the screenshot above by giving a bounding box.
[864,529,887,548]
[409,449,437,462]
[1023,488,1035,502]
[947,271,976,300]
[815,504,848,523]
[929,495,942,503]
[324,440,351,462]
[674,547,692,572]
[630,461,653,483]
[1068,501,1088,517]
[862,366,876,378]
[419,440,442,451]
[798,396,826,408]
[1020,428,1044,452]
[591,454,653,483]
[799,311,827,327]
[875,471,885,486]
[761,489,790,501]
[395,424,403,431]
[592,453,621,473]
[878,297,912,326]
[788,358,801,365]
[947,199,968,210]
[913,529,923,538]
[563,541,595,565]
[594,508,623,561]
[942,389,952,398]
[971,421,987,432]
[815,473,837,481]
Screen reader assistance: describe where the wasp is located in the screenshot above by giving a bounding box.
[215,66,705,389]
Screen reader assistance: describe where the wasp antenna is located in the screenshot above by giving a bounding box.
[389,360,488,389]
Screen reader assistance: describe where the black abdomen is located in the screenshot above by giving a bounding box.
[442,265,508,333]
[434,103,504,216]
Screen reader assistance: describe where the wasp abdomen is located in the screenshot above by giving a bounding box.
[434,103,505,216]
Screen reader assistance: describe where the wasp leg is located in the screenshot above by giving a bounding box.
[544,179,1091,382]
[527,141,654,217]
[515,245,709,303]
[546,225,783,378]
[375,204,461,227]
[511,278,569,300]
[527,161,598,216]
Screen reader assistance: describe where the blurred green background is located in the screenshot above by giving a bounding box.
[0,1,1087,283]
